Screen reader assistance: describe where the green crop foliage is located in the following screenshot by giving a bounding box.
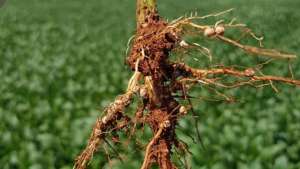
[0,0,300,169]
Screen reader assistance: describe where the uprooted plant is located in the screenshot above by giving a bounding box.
[74,0,300,169]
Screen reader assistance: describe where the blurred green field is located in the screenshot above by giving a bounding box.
[1,0,300,169]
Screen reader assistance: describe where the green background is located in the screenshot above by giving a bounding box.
[1,0,300,169]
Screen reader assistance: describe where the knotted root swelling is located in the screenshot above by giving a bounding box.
[74,91,135,169]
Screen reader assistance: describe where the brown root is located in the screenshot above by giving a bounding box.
[74,91,135,169]
[74,2,299,169]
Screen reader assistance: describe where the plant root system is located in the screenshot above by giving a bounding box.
[74,2,300,169]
